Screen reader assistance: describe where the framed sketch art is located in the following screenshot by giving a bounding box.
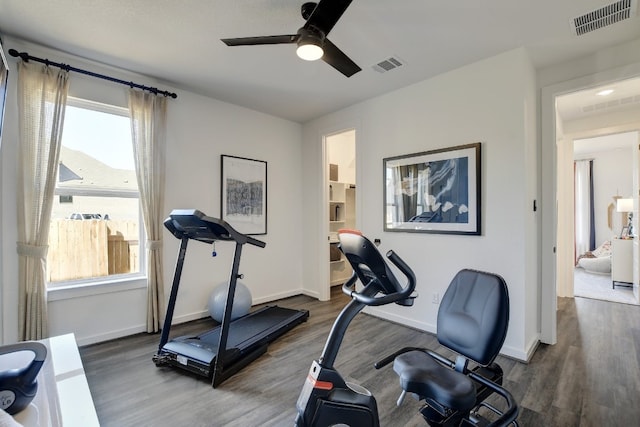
[383,143,481,235]
[221,155,267,235]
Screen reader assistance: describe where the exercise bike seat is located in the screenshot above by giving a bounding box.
[394,350,476,412]
[392,269,511,421]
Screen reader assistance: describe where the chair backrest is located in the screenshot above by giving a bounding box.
[437,269,509,366]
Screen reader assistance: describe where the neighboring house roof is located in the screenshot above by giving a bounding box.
[58,162,82,182]
[58,146,137,191]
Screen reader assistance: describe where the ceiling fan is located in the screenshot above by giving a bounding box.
[221,0,361,77]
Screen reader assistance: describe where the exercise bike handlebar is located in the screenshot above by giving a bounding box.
[342,250,416,306]
[467,370,519,427]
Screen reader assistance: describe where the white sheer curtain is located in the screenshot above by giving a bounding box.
[16,61,69,340]
[574,160,591,262]
[128,89,167,333]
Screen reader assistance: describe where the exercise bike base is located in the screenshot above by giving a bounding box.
[296,361,380,427]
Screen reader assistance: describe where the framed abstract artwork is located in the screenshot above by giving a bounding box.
[221,155,267,235]
[383,143,481,235]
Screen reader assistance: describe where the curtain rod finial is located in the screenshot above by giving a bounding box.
[8,49,29,62]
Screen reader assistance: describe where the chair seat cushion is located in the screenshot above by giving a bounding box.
[393,351,476,412]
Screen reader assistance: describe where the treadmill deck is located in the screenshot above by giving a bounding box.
[158,305,309,377]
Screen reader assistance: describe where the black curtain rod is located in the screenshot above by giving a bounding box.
[8,49,177,99]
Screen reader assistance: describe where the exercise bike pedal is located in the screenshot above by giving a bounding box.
[396,390,407,406]
[396,390,421,407]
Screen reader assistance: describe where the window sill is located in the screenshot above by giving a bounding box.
[47,275,147,302]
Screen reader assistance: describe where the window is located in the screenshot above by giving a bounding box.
[47,97,144,287]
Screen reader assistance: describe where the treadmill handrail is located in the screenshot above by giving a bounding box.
[164,209,266,248]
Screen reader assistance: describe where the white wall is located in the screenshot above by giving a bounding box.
[1,37,303,345]
[302,48,539,361]
[327,129,356,184]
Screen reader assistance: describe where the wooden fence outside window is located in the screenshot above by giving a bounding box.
[47,219,139,282]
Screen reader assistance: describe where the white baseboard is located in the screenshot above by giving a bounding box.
[252,288,306,305]
[499,344,529,362]
[300,289,320,299]
[76,325,146,346]
[523,333,541,362]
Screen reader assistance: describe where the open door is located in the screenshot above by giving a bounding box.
[325,129,356,296]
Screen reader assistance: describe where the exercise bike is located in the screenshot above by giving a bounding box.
[295,229,416,426]
[295,229,519,426]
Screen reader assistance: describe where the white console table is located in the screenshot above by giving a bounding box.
[1,333,99,427]
[612,238,633,288]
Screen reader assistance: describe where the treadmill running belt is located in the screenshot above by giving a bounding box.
[161,306,307,371]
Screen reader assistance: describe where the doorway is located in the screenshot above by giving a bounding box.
[541,68,640,344]
[325,129,356,294]
[569,131,639,305]
[554,79,640,307]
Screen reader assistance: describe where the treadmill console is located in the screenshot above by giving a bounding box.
[164,209,265,247]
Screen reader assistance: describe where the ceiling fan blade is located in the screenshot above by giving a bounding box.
[304,0,353,36]
[221,34,299,46]
[321,38,361,77]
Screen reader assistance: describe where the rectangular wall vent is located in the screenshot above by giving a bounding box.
[372,56,404,73]
[581,93,640,114]
[571,0,636,36]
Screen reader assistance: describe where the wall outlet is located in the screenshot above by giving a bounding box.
[432,292,440,304]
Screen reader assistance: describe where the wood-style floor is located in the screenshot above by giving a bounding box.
[79,288,640,426]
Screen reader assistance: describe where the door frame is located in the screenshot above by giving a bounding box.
[541,62,640,344]
[318,125,359,301]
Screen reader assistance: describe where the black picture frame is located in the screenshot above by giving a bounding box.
[383,142,481,235]
[221,155,267,235]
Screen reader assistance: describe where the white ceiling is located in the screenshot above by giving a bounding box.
[557,76,640,122]
[1,0,640,123]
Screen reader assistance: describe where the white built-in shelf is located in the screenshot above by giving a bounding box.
[328,181,356,287]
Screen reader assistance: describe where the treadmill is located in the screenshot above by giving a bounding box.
[153,209,309,387]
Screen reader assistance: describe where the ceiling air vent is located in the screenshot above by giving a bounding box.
[571,0,637,36]
[581,94,640,114]
[372,56,404,73]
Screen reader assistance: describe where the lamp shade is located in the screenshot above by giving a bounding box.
[616,198,633,212]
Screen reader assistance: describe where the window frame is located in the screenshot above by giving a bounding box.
[47,96,147,297]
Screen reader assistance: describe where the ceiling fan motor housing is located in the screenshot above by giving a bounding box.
[301,2,318,20]
[297,27,325,46]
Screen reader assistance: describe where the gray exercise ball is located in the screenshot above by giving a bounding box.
[208,281,252,322]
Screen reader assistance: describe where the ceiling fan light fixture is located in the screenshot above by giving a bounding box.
[296,43,323,61]
[296,29,324,61]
